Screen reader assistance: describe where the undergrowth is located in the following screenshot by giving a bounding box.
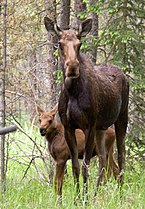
[0,122,145,209]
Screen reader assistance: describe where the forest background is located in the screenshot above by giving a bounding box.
[0,0,145,208]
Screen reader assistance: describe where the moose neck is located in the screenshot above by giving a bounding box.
[62,53,91,96]
[45,121,59,143]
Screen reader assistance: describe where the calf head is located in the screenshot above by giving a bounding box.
[37,105,58,136]
[44,17,92,79]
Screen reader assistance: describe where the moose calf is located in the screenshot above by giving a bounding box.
[38,106,119,196]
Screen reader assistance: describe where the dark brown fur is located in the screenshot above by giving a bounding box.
[38,107,119,195]
[44,17,129,194]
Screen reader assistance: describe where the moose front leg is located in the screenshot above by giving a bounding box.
[82,125,96,197]
[64,128,80,194]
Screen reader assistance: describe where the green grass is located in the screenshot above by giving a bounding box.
[1,162,145,209]
[1,122,145,209]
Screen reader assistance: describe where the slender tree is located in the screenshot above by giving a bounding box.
[0,0,7,199]
[59,0,70,29]
[88,0,98,63]
[73,0,86,27]
[44,0,58,109]
[72,0,98,63]
[43,0,58,183]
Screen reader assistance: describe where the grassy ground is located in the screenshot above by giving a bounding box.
[0,123,145,209]
[1,161,145,209]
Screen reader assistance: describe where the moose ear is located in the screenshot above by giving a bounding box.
[37,106,44,115]
[78,18,92,37]
[44,16,55,32]
[54,24,62,36]
[44,16,62,36]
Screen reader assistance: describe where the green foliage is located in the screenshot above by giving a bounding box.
[53,69,63,84]
[7,0,44,59]
[85,0,145,90]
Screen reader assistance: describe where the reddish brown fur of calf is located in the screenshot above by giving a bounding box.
[38,107,119,195]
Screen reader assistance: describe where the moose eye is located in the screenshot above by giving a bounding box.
[59,42,64,51]
[49,120,52,124]
[78,42,82,50]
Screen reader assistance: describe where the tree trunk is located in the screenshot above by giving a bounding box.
[59,0,70,29]
[44,0,58,184]
[57,0,71,94]
[89,0,99,63]
[28,50,39,122]
[44,0,58,109]
[0,0,7,199]
[73,0,86,28]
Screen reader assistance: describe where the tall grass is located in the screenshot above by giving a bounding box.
[0,122,145,209]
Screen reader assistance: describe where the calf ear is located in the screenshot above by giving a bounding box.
[78,18,92,37]
[37,106,44,115]
[50,103,58,117]
[44,16,62,36]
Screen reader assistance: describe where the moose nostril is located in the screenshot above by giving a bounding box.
[70,67,75,73]
[40,128,43,133]
[65,60,79,68]
[40,128,46,136]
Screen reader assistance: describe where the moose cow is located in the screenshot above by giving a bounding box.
[44,17,129,194]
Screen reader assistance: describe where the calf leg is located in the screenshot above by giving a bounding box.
[107,146,119,179]
[64,128,80,193]
[54,162,66,196]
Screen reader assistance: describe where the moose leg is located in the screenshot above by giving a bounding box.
[115,110,128,184]
[64,128,80,193]
[105,145,113,179]
[107,146,119,179]
[82,126,96,195]
[54,162,66,196]
[112,158,120,179]
[95,130,107,189]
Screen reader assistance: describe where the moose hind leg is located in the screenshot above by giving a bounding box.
[115,110,128,184]
[95,130,107,189]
